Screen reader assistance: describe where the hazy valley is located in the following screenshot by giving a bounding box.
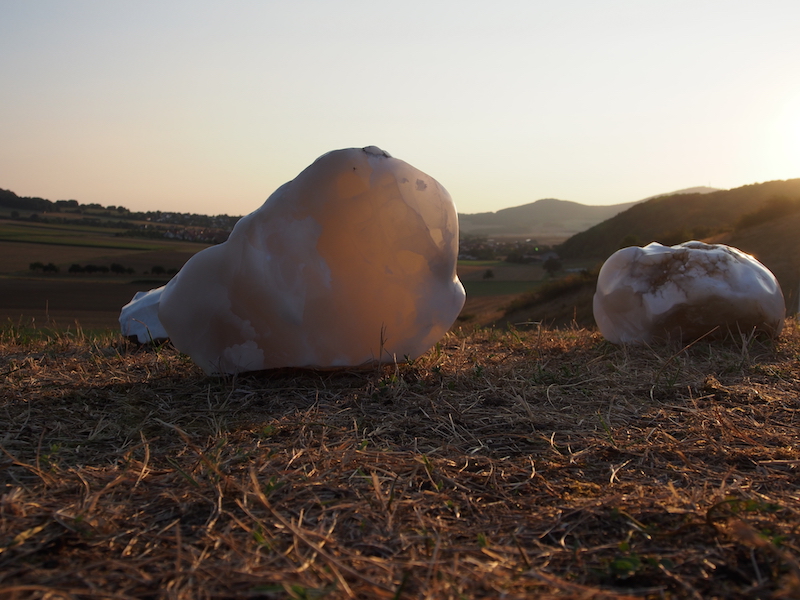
[1,179,798,331]
[457,186,718,241]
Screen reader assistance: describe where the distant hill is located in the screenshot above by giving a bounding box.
[459,199,637,238]
[558,179,800,260]
[639,186,720,201]
[458,187,719,239]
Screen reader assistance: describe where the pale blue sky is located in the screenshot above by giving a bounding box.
[1,1,799,216]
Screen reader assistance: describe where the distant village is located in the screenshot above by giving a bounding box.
[458,234,558,264]
[127,211,238,245]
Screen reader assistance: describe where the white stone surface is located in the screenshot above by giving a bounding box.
[119,286,169,343]
[138,146,466,373]
[593,241,785,344]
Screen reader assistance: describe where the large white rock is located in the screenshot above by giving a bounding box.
[593,241,785,344]
[119,286,169,343]
[127,146,465,374]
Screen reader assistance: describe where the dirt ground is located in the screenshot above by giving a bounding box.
[457,261,544,282]
[0,279,524,333]
[0,234,208,331]
[0,277,163,330]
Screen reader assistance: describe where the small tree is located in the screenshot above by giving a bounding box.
[543,257,562,278]
[619,234,641,248]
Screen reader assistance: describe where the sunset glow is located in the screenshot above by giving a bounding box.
[784,103,800,165]
[1,1,799,216]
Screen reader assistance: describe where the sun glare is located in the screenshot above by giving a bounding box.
[789,112,800,161]
[777,96,800,166]
[758,95,800,177]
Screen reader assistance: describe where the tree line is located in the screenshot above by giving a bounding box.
[30,262,177,276]
[1,187,241,230]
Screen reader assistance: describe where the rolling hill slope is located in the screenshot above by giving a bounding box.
[458,187,718,239]
[558,178,800,259]
[459,198,638,238]
[503,179,800,329]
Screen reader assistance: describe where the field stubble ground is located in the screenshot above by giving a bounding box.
[2,321,800,599]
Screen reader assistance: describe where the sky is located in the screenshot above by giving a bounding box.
[1,1,799,217]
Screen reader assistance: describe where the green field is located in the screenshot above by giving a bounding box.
[456,259,506,267]
[461,279,541,297]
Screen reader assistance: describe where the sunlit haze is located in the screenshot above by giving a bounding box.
[1,1,799,216]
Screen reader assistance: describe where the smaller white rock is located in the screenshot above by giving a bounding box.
[593,241,785,344]
[119,286,169,343]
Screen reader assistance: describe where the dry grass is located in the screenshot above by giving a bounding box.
[2,320,800,599]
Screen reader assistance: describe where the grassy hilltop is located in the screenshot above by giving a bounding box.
[558,178,800,260]
[2,323,800,598]
[3,181,800,597]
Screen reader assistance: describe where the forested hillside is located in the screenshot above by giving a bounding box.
[558,178,800,259]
